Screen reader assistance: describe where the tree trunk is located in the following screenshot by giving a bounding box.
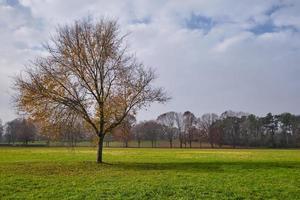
[97,134,105,163]
[138,140,141,148]
[169,139,172,148]
[179,134,183,148]
[271,130,276,148]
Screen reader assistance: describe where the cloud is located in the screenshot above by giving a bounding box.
[0,0,300,122]
[213,33,253,52]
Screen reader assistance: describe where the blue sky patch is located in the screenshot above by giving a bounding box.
[249,20,277,35]
[185,13,215,33]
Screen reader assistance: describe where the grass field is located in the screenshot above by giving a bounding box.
[0,147,300,199]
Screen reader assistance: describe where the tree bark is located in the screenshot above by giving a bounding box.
[97,134,105,163]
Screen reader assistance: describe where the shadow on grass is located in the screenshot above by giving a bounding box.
[2,161,300,176]
[109,161,300,172]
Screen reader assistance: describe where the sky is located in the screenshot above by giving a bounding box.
[1,0,300,122]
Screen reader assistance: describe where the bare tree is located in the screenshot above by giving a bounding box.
[183,111,197,148]
[174,112,184,148]
[17,119,37,145]
[14,18,168,163]
[5,119,20,144]
[60,120,87,147]
[4,118,36,144]
[199,113,218,148]
[113,114,136,147]
[132,122,144,148]
[137,120,163,148]
[157,112,177,148]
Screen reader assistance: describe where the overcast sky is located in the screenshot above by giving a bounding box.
[1,0,300,122]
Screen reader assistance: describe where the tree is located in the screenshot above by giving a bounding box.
[278,113,294,147]
[210,120,224,148]
[132,123,143,148]
[243,114,262,146]
[137,120,163,148]
[220,116,240,148]
[4,118,36,144]
[174,112,184,148]
[5,119,20,144]
[263,113,278,148]
[14,18,168,163]
[0,119,3,143]
[183,111,197,148]
[17,119,36,144]
[157,112,177,148]
[199,113,218,148]
[113,114,136,147]
[59,120,87,147]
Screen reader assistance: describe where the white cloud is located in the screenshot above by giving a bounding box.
[213,32,253,52]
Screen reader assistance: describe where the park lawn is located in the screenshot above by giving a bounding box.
[0,147,300,200]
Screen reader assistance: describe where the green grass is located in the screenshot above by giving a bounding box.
[0,147,300,199]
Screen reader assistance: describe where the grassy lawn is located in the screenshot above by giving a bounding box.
[0,147,299,199]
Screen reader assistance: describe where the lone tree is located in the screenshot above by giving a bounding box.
[14,18,168,163]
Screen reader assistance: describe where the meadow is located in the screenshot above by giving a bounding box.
[0,147,300,199]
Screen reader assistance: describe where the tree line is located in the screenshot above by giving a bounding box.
[1,110,300,148]
[109,110,300,148]
[0,118,92,146]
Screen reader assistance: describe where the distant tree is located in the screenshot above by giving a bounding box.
[221,117,241,148]
[137,120,163,148]
[210,120,224,148]
[5,119,20,144]
[174,112,184,148]
[195,125,206,148]
[199,113,218,148]
[61,121,87,147]
[157,112,177,148]
[278,113,294,147]
[183,111,197,148]
[4,118,36,144]
[132,123,144,148]
[262,113,278,148]
[246,114,262,146]
[13,18,168,163]
[17,119,36,144]
[0,119,3,143]
[113,115,136,147]
[291,116,300,147]
[104,134,113,147]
